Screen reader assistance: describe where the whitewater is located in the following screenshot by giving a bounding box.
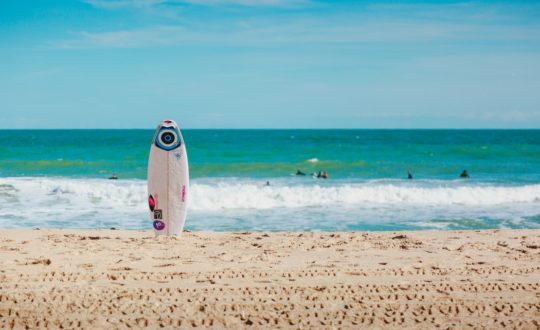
[1,177,539,231]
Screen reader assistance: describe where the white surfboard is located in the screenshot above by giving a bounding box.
[147,120,189,235]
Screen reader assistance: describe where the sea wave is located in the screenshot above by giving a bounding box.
[192,181,540,210]
[0,177,539,212]
[0,177,539,230]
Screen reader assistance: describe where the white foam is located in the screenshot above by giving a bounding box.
[2,177,540,211]
[189,181,540,210]
[306,158,319,163]
[0,177,539,229]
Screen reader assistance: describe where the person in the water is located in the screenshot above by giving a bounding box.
[407,169,413,180]
[296,169,306,176]
[460,170,470,178]
[109,173,118,180]
[317,171,329,179]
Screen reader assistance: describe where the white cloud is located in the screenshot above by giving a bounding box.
[52,25,187,48]
[480,111,540,121]
[49,15,540,50]
[56,1,540,49]
[83,0,164,10]
[184,0,307,6]
[83,0,308,9]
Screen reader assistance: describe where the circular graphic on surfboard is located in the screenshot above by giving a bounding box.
[155,126,182,151]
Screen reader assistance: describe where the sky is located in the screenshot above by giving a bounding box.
[0,0,539,129]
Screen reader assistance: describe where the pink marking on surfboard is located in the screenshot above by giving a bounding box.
[148,195,156,211]
[181,185,186,202]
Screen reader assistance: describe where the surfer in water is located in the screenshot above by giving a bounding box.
[296,169,306,176]
[109,173,118,180]
[460,170,470,178]
[407,170,413,179]
[317,171,329,179]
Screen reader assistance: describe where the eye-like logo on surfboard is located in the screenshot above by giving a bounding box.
[154,123,182,151]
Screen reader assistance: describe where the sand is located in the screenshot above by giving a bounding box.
[0,229,539,329]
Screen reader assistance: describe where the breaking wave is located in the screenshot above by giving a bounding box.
[0,177,539,230]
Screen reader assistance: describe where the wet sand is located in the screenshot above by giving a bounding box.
[0,229,539,329]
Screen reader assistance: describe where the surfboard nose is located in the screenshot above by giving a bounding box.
[159,119,178,128]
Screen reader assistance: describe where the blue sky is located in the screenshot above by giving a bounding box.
[0,0,539,128]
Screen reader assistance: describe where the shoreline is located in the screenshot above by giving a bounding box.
[1,229,539,329]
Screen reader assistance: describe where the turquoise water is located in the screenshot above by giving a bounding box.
[0,129,539,231]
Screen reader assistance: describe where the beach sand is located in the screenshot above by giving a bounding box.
[0,229,539,329]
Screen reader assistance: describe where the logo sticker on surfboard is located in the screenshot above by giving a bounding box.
[148,195,156,211]
[153,220,165,230]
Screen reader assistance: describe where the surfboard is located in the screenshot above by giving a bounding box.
[147,120,189,235]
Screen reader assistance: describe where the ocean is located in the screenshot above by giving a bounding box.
[0,129,539,231]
